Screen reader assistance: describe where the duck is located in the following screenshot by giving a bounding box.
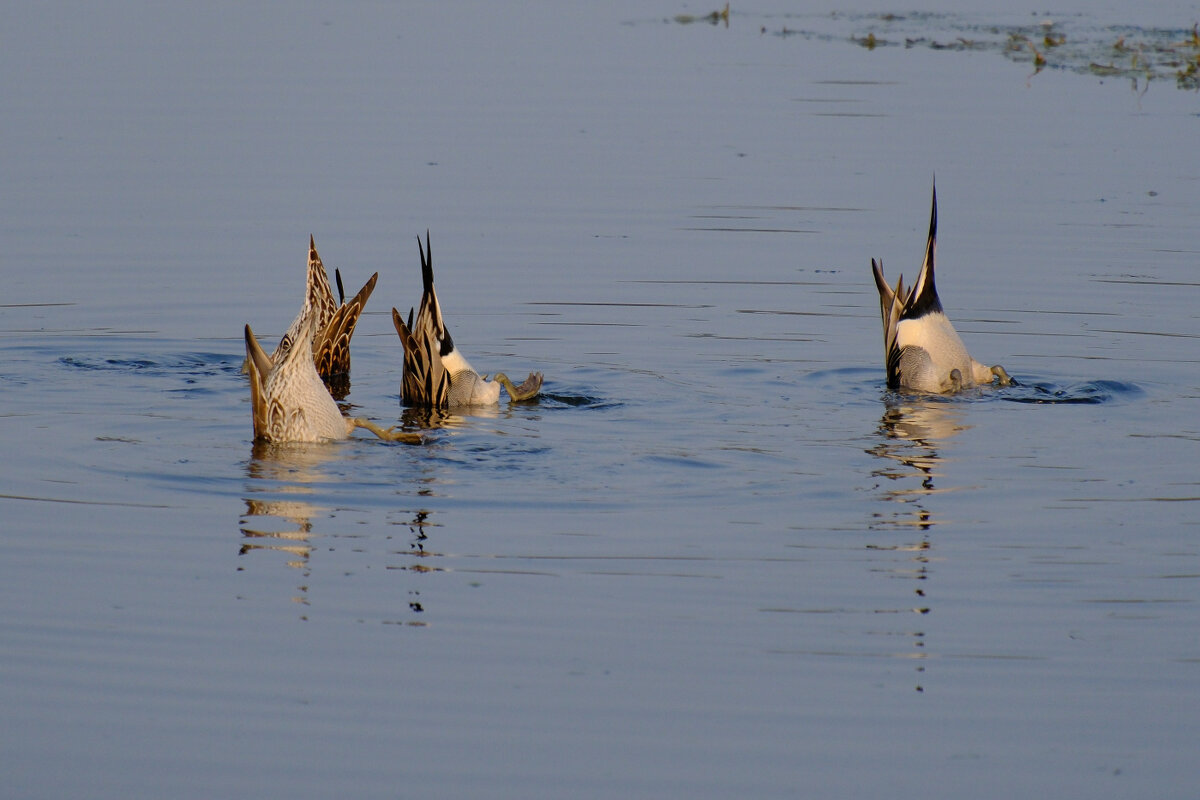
[245,312,420,444]
[392,232,543,408]
[270,235,378,397]
[871,184,1011,394]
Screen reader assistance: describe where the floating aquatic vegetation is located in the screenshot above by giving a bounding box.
[664,7,1200,91]
[856,32,878,50]
[674,3,728,27]
[1026,38,1047,71]
[735,10,1200,92]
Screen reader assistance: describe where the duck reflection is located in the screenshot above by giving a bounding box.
[240,440,447,622]
[386,509,441,623]
[867,398,971,529]
[240,442,336,604]
[241,497,316,563]
[399,402,499,430]
[865,398,972,692]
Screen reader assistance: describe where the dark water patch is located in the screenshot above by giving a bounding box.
[680,226,820,234]
[737,307,849,318]
[1091,328,1200,340]
[1092,277,1200,287]
[791,97,863,104]
[688,331,821,343]
[811,79,900,86]
[457,439,552,461]
[1008,307,1120,318]
[998,379,1142,404]
[411,445,556,483]
[643,453,724,470]
[629,279,835,286]
[537,391,617,410]
[60,355,156,372]
[527,301,713,309]
[534,321,645,328]
[1071,494,1200,504]
[59,352,243,378]
[1129,432,1200,443]
[804,111,887,118]
[167,383,225,398]
[0,491,170,509]
[698,204,866,213]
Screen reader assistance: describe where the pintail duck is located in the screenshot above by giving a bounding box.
[245,312,419,444]
[392,232,543,408]
[871,185,1011,394]
[270,236,378,397]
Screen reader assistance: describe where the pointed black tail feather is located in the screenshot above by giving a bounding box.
[907,182,943,319]
[928,182,938,243]
[419,230,434,294]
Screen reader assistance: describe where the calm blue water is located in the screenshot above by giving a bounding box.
[2,3,1198,798]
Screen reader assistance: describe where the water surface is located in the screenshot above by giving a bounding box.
[2,3,1198,798]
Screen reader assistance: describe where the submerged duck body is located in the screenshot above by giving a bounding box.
[392,232,543,408]
[871,185,1010,394]
[246,312,420,445]
[247,315,355,443]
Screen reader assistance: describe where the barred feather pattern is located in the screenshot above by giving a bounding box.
[394,305,452,408]
[272,236,377,385]
[392,232,500,408]
[246,314,349,443]
[314,271,378,380]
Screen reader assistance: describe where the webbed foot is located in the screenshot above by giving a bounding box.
[493,371,544,403]
[991,365,1014,387]
[351,418,424,444]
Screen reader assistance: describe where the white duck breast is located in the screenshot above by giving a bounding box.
[441,349,503,406]
[871,184,1010,394]
[894,309,994,393]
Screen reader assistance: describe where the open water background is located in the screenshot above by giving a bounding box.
[2,3,1198,797]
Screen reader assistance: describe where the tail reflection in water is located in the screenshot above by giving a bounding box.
[399,402,500,430]
[239,442,339,608]
[865,398,971,692]
[868,398,970,529]
[240,440,443,623]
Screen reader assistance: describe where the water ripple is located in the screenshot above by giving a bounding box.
[998,379,1142,405]
[58,352,240,377]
